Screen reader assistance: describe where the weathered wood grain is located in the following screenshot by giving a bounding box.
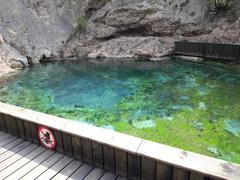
[6,150,55,179]
[103,145,115,172]
[128,153,141,180]
[0,141,30,163]
[53,129,64,153]
[15,118,25,139]
[21,153,64,180]
[172,168,190,180]
[141,157,156,180]
[115,149,127,177]
[62,133,73,156]
[92,141,103,168]
[68,163,93,180]
[72,136,83,160]
[100,171,118,180]
[81,138,93,164]
[23,121,32,142]
[84,167,105,180]
[0,113,7,132]
[0,138,23,154]
[0,143,38,171]
[4,115,18,136]
[52,160,83,180]
[36,155,72,180]
[156,162,173,180]
[30,123,39,144]
[0,146,45,179]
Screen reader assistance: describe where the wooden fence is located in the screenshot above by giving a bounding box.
[175,42,240,62]
[0,102,240,180]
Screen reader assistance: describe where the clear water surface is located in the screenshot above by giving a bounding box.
[1,58,240,164]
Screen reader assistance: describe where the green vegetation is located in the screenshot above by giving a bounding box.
[1,60,240,164]
[209,0,232,10]
[77,14,88,32]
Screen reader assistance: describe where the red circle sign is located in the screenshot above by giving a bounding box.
[38,126,56,150]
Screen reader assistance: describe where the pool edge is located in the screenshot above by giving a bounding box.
[0,102,239,180]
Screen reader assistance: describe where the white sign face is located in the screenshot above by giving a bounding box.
[38,126,56,150]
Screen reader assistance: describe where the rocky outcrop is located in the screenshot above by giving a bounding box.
[0,0,82,63]
[86,0,208,39]
[87,36,174,58]
[193,18,240,44]
[1,0,240,64]
[64,0,240,59]
[0,33,26,81]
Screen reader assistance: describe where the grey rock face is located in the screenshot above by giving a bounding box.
[86,0,209,40]
[87,36,174,58]
[1,0,240,62]
[0,0,82,63]
[0,33,26,81]
[194,18,240,44]
[65,0,211,59]
[0,40,28,69]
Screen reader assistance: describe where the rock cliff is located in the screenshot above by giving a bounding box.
[64,0,240,59]
[0,0,239,75]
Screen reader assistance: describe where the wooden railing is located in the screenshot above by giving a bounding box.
[0,102,240,180]
[175,42,240,61]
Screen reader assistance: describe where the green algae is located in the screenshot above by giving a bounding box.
[1,58,240,164]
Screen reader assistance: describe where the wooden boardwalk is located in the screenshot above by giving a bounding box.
[0,131,125,180]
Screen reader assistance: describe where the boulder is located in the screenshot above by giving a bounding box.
[0,0,83,63]
[88,36,174,58]
[86,0,209,39]
[0,37,28,69]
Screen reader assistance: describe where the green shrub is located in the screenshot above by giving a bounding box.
[209,0,231,10]
[77,15,88,32]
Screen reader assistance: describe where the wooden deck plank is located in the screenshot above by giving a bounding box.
[0,114,7,132]
[83,167,105,180]
[68,164,94,180]
[0,141,30,163]
[0,143,38,171]
[0,136,19,150]
[0,131,6,136]
[52,160,83,180]
[190,172,205,180]
[0,131,120,180]
[103,146,115,172]
[72,136,83,160]
[141,157,156,180]
[0,138,23,155]
[116,176,128,180]
[81,138,93,164]
[156,162,172,180]
[20,153,64,180]
[0,133,11,142]
[100,171,118,180]
[92,142,103,168]
[115,149,127,177]
[36,156,73,180]
[0,146,45,179]
[6,150,55,180]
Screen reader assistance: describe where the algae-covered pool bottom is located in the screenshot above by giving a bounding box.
[0,58,240,164]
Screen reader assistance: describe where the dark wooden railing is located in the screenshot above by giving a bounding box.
[175,42,240,61]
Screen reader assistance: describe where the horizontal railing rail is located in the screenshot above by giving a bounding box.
[0,102,240,180]
[174,42,240,61]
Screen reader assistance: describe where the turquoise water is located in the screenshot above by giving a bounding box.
[1,58,240,163]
